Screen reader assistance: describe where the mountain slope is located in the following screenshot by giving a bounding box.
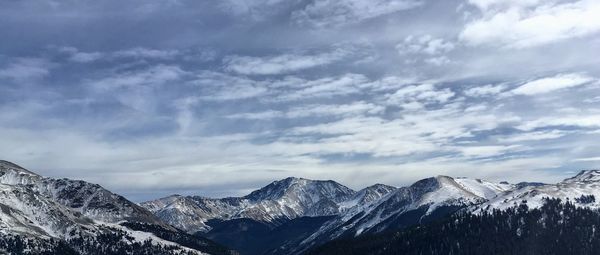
[282,175,513,254]
[141,177,356,233]
[476,170,600,212]
[0,160,235,255]
[308,198,600,255]
[0,160,162,226]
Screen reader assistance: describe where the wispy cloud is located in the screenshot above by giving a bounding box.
[292,0,422,27]
[1,0,599,200]
[223,47,353,75]
[461,0,600,48]
[511,73,594,95]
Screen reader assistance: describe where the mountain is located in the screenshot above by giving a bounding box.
[280,176,514,255]
[144,175,514,255]
[308,198,600,255]
[0,160,235,255]
[475,170,600,212]
[141,177,355,233]
[0,160,162,226]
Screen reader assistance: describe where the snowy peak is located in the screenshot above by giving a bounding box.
[0,160,164,226]
[353,184,397,204]
[0,160,39,176]
[244,177,354,203]
[0,160,41,185]
[562,170,600,183]
[142,177,357,233]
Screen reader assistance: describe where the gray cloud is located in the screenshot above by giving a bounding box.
[1,0,600,201]
[292,0,423,27]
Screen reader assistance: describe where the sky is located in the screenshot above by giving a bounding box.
[1,0,600,201]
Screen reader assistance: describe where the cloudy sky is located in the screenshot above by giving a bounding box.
[1,0,600,201]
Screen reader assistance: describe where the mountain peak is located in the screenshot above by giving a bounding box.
[0,160,40,176]
[244,177,352,201]
[563,170,600,183]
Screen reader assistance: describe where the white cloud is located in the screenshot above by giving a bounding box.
[461,0,600,48]
[511,73,594,95]
[396,35,455,65]
[464,84,506,97]
[385,83,455,109]
[193,71,269,101]
[226,110,284,120]
[272,73,370,101]
[90,65,186,90]
[497,130,567,143]
[0,58,51,82]
[227,101,384,120]
[457,145,522,158]
[397,35,455,55]
[517,114,600,131]
[224,48,350,75]
[573,157,600,162]
[114,47,180,59]
[292,0,422,27]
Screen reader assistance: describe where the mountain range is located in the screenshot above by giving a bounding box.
[0,160,235,255]
[2,159,600,255]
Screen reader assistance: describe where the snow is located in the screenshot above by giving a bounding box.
[101,223,207,255]
[142,177,357,232]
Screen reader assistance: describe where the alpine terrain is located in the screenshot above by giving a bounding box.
[0,160,235,255]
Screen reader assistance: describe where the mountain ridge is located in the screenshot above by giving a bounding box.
[0,160,235,255]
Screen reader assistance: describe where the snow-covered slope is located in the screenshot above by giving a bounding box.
[0,160,234,255]
[141,177,356,233]
[477,170,600,211]
[0,160,163,226]
[282,176,513,255]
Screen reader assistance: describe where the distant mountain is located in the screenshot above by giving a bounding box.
[140,177,356,233]
[308,198,600,255]
[0,160,235,255]
[475,170,600,212]
[0,160,162,226]
[281,176,514,255]
[5,158,600,255]
[144,175,516,255]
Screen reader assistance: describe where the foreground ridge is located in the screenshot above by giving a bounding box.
[0,160,235,255]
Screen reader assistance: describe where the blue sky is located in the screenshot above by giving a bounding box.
[1,0,600,201]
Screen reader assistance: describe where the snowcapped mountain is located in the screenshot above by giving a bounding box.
[282,175,513,254]
[144,174,515,255]
[476,170,600,211]
[0,160,234,254]
[7,157,599,255]
[141,177,356,233]
[0,160,162,226]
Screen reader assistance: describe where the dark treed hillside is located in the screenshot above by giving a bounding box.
[308,197,600,255]
[0,224,236,255]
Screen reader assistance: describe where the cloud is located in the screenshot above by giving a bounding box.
[573,157,600,162]
[292,0,422,27]
[223,48,351,75]
[511,73,594,95]
[385,83,455,109]
[227,101,384,119]
[396,35,455,66]
[193,71,269,100]
[516,114,600,131]
[114,48,181,59]
[464,84,506,97]
[272,73,370,101]
[89,65,187,90]
[2,0,600,200]
[396,35,455,55]
[0,58,51,82]
[58,46,203,63]
[496,130,568,143]
[461,0,600,48]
